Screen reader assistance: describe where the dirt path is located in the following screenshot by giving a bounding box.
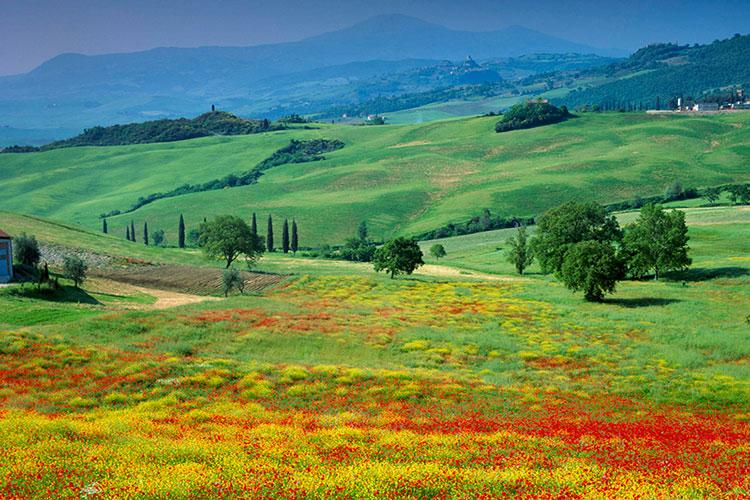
[415,264,520,281]
[131,285,220,309]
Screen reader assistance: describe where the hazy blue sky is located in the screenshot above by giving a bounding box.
[2,0,749,75]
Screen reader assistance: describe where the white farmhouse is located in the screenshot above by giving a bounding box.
[0,230,12,283]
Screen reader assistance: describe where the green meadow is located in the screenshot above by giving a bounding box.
[1,112,749,246]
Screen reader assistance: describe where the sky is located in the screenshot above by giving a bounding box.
[1,0,749,76]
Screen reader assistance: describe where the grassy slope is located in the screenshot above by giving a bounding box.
[1,113,749,246]
[0,206,748,495]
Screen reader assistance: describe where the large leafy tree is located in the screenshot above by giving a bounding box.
[623,204,691,280]
[373,237,424,279]
[531,201,621,274]
[506,225,533,274]
[560,241,623,302]
[198,215,264,268]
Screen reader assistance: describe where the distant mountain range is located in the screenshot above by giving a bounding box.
[0,14,618,141]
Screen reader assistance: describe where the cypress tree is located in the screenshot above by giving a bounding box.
[282,218,290,254]
[251,213,258,236]
[178,214,186,248]
[143,222,149,246]
[102,218,108,234]
[131,221,136,242]
[291,220,298,254]
[267,215,274,252]
[126,226,130,241]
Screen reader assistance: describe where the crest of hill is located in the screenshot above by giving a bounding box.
[562,34,750,108]
[3,111,284,152]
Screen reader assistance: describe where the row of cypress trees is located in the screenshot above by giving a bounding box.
[103,213,298,253]
[251,213,298,254]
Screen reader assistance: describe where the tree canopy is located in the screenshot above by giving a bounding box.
[623,204,691,280]
[531,201,621,275]
[560,241,623,302]
[373,237,424,279]
[506,225,533,274]
[495,101,571,133]
[198,216,264,268]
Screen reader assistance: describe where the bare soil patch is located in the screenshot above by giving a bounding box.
[93,264,285,296]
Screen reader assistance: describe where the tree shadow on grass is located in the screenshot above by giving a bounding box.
[667,267,750,282]
[8,285,101,305]
[604,297,681,308]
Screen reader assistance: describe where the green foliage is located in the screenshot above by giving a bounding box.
[495,101,571,133]
[187,229,201,248]
[266,215,274,253]
[358,221,368,241]
[726,184,750,204]
[102,219,108,234]
[291,220,299,254]
[62,255,87,288]
[13,233,40,267]
[559,240,623,302]
[27,111,284,151]
[664,181,684,201]
[143,222,149,246]
[429,244,446,261]
[563,35,750,110]
[339,238,377,262]
[178,215,185,249]
[221,268,244,297]
[623,205,691,280]
[198,215,264,268]
[531,201,621,275]
[373,237,424,278]
[152,229,166,247]
[505,226,533,274]
[282,219,290,254]
[102,139,345,218]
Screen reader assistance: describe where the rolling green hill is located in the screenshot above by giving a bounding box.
[1,112,749,247]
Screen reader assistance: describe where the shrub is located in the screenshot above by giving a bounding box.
[63,255,88,288]
[13,233,41,266]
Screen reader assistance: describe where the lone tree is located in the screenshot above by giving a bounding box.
[178,214,186,248]
[251,213,258,236]
[198,215,264,268]
[703,187,722,205]
[131,221,136,242]
[13,233,41,267]
[221,268,244,297]
[266,215,274,252]
[560,240,623,302]
[152,229,165,247]
[531,201,621,274]
[291,220,299,254]
[102,218,108,234]
[623,204,691,280]
[63,255,88,288]
[429,244,446,261]
[126,226,131,241]
[358,221,368,241]
[373,237,424,279]
[143,222,149,246]
[282,218,290,254]
[506,225,533,274]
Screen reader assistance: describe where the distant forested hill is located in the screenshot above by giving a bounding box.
[561,34,750,109]
[2,112,284,152]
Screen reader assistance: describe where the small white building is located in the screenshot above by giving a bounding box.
[0,230,13,283]
[693,102,719,112]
